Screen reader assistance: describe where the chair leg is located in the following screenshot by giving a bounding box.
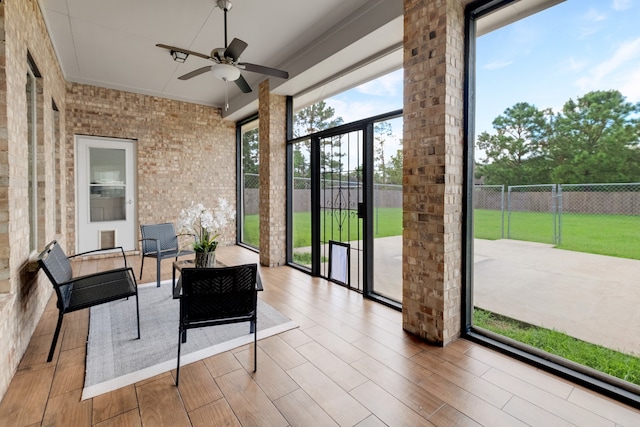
[176,329,184,386]
[135,294,141,339]
[139,256,145,280]
[47,312,64,362]
[253,319,257,373]
[156,257,161,288]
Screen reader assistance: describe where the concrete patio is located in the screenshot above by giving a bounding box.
[474,238,640,357]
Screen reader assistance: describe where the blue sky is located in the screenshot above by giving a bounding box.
[325,69,403,124]
[322,0,639,162]
[476,0,640,142]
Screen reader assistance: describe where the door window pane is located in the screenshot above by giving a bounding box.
[89,148,126,222]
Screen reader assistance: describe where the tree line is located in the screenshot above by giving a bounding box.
[242,101,403,186]
[476,90,640,187]
[245,90,639,189]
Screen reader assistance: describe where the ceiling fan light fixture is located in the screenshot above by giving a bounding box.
[211,63,240,82]
[216,0,233,11]
[170,50,188,63]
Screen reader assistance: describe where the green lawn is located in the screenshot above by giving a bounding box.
[247,208,639,259]
[243,208,403,249]
[474,309,640,386]
[475,209,640,260]
[559,213,640,259]
[241,214,260,247]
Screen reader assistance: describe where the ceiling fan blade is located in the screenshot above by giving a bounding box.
[178,66,212,80]
[156,44,211,60]
[234,74,252,93]
[239,62,289,79]
[224,38,248,61]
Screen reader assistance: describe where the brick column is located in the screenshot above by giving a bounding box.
[258,80,287,266]
[402,0,465,345]
[0,4,8,293]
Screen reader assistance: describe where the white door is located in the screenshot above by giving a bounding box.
[76,136,136,253]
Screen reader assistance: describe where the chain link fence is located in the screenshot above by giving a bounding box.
[242,173,260,216]
[473,182,640,258]
[474,185,505,239]
[557,183,640,257]
[508,184,558,244]
[248,175,640,257]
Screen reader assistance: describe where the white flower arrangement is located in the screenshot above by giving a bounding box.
[177,198,235,253]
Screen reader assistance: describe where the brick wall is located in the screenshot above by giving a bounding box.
[0,0,238,401]
[66,84,237,252]
[402,0,465,345]
[0,0,68,400]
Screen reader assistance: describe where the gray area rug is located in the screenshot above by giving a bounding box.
[82,279,297,400]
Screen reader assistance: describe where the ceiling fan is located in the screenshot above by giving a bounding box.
[156,0,289,95]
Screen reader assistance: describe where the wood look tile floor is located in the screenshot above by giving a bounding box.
[1,245,639,426]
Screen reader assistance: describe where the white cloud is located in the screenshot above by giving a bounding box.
[356,70,402,97]
[574,38,640,100]
[483,60,513,70]
[563,57,588,73]
[576,8,607,38]
[583,8,607,22]
[619,64,640,102]
[326,98,381,124]
[612,0,632,11]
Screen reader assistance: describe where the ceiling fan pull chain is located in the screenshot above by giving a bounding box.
[225,82,229,110]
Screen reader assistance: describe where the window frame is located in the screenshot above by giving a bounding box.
[462,0,640,408]
[27,54,43,254]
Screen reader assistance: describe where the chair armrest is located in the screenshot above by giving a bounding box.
[68,246,129,268]
[139,237,162,256]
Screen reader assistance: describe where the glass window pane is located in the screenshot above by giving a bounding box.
[240,119,260,248]
[291,138,311,268]
[473,0,640,389]
[27,69,36,251]
[372,117,403,302]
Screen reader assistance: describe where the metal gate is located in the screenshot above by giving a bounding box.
[318,130,364,292]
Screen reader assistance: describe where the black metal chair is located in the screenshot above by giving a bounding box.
[37,240,140,362]
[176,263,258,386]
[140,223,194,287]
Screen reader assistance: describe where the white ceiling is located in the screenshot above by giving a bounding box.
[37,0,404,121]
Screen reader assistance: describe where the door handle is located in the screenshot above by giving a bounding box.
[357,202,365,218]
[128,199,134,205]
